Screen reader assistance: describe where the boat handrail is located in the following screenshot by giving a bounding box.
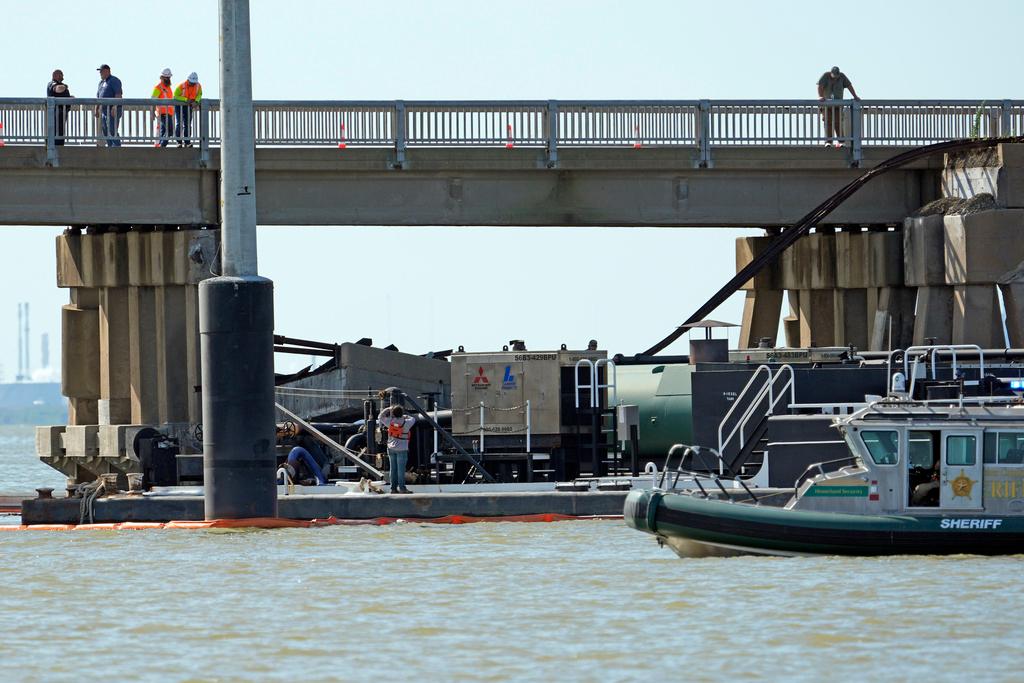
[837,393,1024,427]
[661,444,760,504]
[787,402,866,414]
[276,466,295,495]
[886,344,986,398]
[643,461,659,488]
[793,455,861,498]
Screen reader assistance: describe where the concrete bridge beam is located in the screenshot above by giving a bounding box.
[0,147,937,228]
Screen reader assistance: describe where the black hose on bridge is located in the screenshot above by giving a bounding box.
[642,136,1024,356]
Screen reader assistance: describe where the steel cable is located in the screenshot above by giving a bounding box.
[643,136,1024,356]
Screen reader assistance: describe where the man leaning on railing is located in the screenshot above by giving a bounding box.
[45,69,73,146]
[95,64,123,147]
[816,66,860,148]
[173,72,203,147]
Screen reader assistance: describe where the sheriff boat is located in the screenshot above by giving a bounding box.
[625,352,1024,556]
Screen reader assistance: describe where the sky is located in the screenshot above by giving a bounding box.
[3,0,1023,380]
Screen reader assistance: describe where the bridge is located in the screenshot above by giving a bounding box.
[2,98,1019,227]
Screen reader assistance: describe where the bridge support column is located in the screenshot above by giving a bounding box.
[781,291,801,347]
[736,235,781,347]
[739,290,782,348]
[95,229,132,424]
[869,286,916,351]
[57,230,99,426]
[912,287,954,345]
[185,284,203,426]
[62,288,99,426]
[98,286,132,424]
[797,289,835,347]
[156,285,189,424]
[201,0,278,520]
[128,285,160,424]
[952,286,1004,347]
[999,281,1024,346]
[833,289,868,349]
[127,231,160,425]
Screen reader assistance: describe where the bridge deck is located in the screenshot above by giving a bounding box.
[0,145,938,227]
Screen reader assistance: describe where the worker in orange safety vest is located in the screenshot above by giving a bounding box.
[173,72,203,147]
[151,68,175,147]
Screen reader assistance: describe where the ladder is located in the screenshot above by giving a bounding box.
[574,359,620,476]
[716,364,794,475]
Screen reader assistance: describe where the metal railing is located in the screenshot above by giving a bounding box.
[1,98,1021,167]
[793,456,861,498]
[659,444,761,504]
[717,364,795,471]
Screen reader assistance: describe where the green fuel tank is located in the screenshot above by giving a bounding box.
[614,363,694,461]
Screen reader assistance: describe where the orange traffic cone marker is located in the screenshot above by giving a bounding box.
[505,123,514,150]
[633,124,642,149]
[338,122,347,149]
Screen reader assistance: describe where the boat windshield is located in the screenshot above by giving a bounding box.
[860,430,899,465]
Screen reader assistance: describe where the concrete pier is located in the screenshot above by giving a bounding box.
[58,228,219,430]
[737,144,1024,351]
[41,228,219,485]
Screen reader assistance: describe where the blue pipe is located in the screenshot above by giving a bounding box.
[286,447,327,485]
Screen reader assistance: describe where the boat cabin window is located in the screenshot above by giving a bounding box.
[860,430,899,465]
[908,431,940,508]
[983,432,1024,464]
[908,431,936,468]
[946,435,977,466]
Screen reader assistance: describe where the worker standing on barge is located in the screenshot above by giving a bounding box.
[379,405,415,494]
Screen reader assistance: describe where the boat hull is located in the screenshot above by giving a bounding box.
[624,489,1024,557]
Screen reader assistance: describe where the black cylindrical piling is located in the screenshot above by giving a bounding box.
[200,275,277,519]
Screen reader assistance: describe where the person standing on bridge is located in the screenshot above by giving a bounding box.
[173,72,203,147]
[152,69,175,148]
[817,66,860,148]
[95,64,123,147]
[46,70,73,146]
[378,404,415,494]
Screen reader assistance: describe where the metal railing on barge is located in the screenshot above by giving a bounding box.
[2,97,1022,166]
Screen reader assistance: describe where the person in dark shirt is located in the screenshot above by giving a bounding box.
[95,64,124,147]
[46,69,73,146]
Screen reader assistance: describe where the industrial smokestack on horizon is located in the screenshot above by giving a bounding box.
[16,303,23,382]
[24,302,30,380]
[15,302,31,382]
[15,301,35,382]
[41,332,49,370]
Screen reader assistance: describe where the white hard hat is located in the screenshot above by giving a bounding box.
[161,68,172,77]
[187,72,199,84]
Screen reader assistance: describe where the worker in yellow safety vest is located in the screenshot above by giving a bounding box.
[151,68,175,147]
[173,72,203,147]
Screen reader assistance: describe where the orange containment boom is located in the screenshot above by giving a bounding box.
[0,513,621,531]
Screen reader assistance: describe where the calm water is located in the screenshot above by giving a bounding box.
[2,426,1023,681]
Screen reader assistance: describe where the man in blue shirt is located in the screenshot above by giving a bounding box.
[95,64,123,147]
